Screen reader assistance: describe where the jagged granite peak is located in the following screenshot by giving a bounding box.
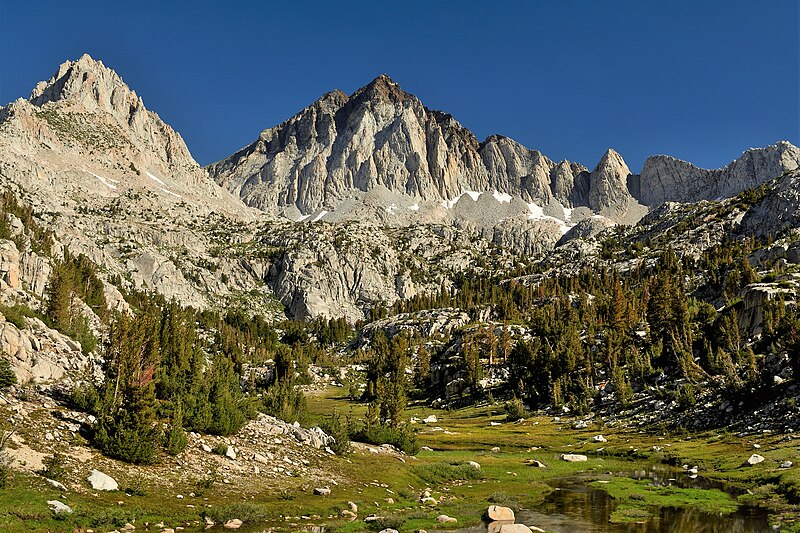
[350,73,411,104]
[30,53,139,113]
[207,75,619,216]
[0,54,254,221]
[21,53,198,169]
[637,141,800,205]
[551,160,590,207]
[588,148,635,214]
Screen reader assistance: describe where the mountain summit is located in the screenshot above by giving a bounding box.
[207,74,641,218]
[207,74,800,226]
[0,54,248,218]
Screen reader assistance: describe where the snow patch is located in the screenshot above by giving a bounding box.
[409,203,420,211]
[160,188,183,199]
[145,171,165,186]
[492,190,512,203]
[464,191,481,201]
[386,203,398,215]
[442,191,482,209]
[527,202,545,220]
[312,210,329,222]
[85,170,117,190]
[527,202,573,235]
[296,214,311,222]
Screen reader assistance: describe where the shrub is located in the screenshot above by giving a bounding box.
[212,443,228,456]
[319,413,351,456]
[352,420,420,455]
[193,470,217,496]
[93,415,161,465]
[164,425,188,456]
[488,491,520,511]
[413,461,483,484]
[261,379,308,425]
[0,429,12,489]
[504,397,527,421]
[0,358,17,388]
[204,502,270,524]
[675,383,697,408]
[367,514,405,531]
[40,453,66,481]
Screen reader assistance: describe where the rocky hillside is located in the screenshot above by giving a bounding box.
[207,74,799,230]
[207,74,647,225]
[637,141,800,205]
[1,54,799,326]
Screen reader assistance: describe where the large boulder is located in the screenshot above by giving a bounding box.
[47,500,72,514]
[560,454,588,462]
[87,469,118,491]
[742,454,765,467]
[486,505,515,522]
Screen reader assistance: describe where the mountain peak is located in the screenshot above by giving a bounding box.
[351,73,409,104]
[29,54,138,114]
[369,73,397,86]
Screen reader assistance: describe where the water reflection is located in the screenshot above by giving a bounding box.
[433,469,770,533]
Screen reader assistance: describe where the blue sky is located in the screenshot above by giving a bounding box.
[1,1,797,171]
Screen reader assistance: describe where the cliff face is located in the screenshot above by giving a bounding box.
[1,54,799,325]
[637,141,800,205]
[207,75,639,219]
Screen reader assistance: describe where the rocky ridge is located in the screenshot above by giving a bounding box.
[1,55,799,326]
[638,141,800,205]
[207,74,647,226]
[207,74,798,233]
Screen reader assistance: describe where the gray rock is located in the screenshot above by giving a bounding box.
[47,500,72,514]
[742,454,765,467]
[560,454,588,462]
[313,487,331,496]
[87,469,118,491]
[46,478,67,491]
[486,505,515,522]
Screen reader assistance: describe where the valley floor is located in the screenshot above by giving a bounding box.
[0,386,798,532]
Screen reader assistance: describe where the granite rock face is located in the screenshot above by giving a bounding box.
[207,75,637,221]
[637,141,800,205]
[741,169,800,237]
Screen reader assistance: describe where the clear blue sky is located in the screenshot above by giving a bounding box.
[1,1,798,171]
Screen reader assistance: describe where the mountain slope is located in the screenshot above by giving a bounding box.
[207,75,641,221]
[0,53,250,218]
[0,54,274,313]
[636,141,800,205]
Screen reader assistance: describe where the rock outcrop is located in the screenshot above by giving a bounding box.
[636,141,800,205]
[741,169,800,237]
[207,75,634,221]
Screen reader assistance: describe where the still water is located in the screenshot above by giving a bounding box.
[434,469,771,533]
